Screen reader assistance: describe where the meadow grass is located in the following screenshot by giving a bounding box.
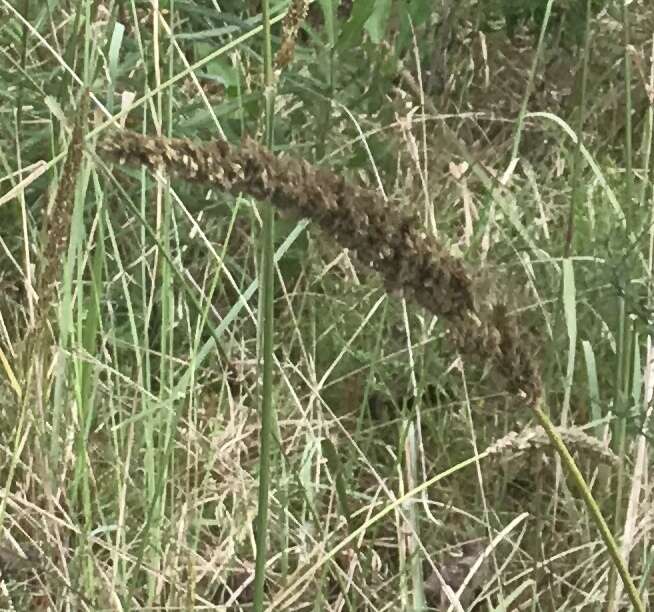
[0,1,653,610]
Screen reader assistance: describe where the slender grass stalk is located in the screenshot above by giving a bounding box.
[606,297,628,611]
[15,0,30,133]
[510,0,555,161]
[405,421,426,611]
[635,56,654,609]
[622,0,634,216]
[565,0,592,257]
[530,404,645,612]
[253,0,276,608]
[638,545,654,600]
[607,3,636,607]
[316,0,336,161]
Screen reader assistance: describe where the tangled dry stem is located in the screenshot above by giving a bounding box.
[97,129,542,406]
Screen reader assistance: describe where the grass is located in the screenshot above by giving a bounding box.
[1,0,654,610]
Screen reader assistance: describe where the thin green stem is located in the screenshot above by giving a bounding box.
[622,0,634,216]
[511,0,554,161]
[531,404,644,612]
[607,4,635,606]
[253,0,276,609]
[565,0,592,258]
